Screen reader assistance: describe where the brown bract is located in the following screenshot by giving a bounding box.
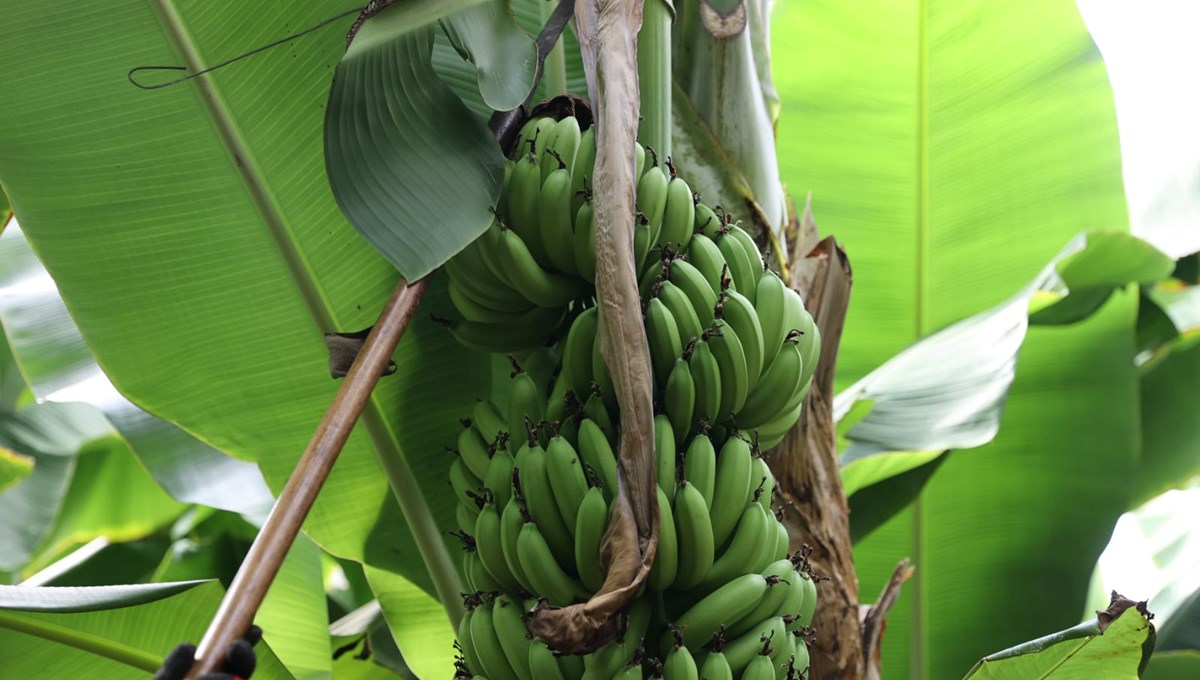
[528,0,660,655]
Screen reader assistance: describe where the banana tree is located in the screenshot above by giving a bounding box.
[0,0,1189,678]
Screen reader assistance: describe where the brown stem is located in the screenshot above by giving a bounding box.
[862,559,914,680]
[183,276,429,679]
[526,0,659,655]
[769,198,861,679]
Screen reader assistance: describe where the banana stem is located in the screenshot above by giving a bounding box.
[183,277,431,679]
[542,0,569,95]
[637,0,672,158]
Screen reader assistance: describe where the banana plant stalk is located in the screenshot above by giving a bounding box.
[637,0,672,157]
[183,276,430,679]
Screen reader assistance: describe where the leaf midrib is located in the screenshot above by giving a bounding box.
[147,0,463,623]
[0,610,162,672]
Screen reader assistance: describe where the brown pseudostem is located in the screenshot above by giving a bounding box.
[526,0,660,655]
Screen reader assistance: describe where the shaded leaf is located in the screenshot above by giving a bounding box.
[440,0,537,111]
[1136,337,1200,504]
[849,453,947,544]
[326,3,505,279]
[0,446,33,494]
[364,566,455,679]
[962,598,1154,679]
[1143,651,1200,680]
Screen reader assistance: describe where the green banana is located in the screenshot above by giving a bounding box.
[655,280,705,346]
[574,486,610,592]
[492,595,534,679]
[798,319,821,390]
[476,501,523,594]
[751,454,774,510]
[459,425,494,481]
[701,503,770,590]
[459,603,483,676]
[515,116,554,157]
[645,297,684,388]
[710,436,754,549]
[517,444,575,568]
[450,279,520,324]
[682,433,716,508]
[501,498,535,593]
[737,340,803,429]
[687,339,722,429]
[546,435,589,533]
[474,400,508,443]
[669,259,718,328]
[791,633,811,678]
[458,502,480,535]
[658,173,695,250]
[674,573,769,648]
[539,165,580,275]
[545,369,571,428]
[447,305,566,354]
[716,291,765,391]
[722,616,785,677]
[705,322,749,420]
[574,199,597,283]
[664,358,696,443]
[582,642,624,680]
[633,213,653,274]
[445,245,533,314]
[648,485,679,591]
[754,271,789,369]
[725,559,796,639]
[559,649,586,680]
[770,516,790,565]
[529,640,567,680]
[636,165,670,244]
[543,116,581,182]
[655,414,678,502]
[471,598,521,680]
[698,646,733,680]
[726,225,764,273]
[796,571,818,628]
[577,418,619,498]
[570,127,596,216]
[505,153,550,267]
[672,481,715,590]
[591,335,617,413]
[634,142,646,180]
[508,365,545,454]
[564,306,598,398]
[741,652,775,680]
[695,203,720,238]
[517,521,586,606]
[749,395,806,451]
[684,234,728,295]
[583,389,617,444]
[450,457,484,509]
[467,547,504,593]
[479,220,519,287]
[715,231,758,305]
[497,228,583,307]
[662,639,698,680]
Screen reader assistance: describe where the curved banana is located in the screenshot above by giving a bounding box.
[705,322,749,420]
[476,501,523,594]
[701,503,770,590]
[529,640,567,680]
[637,164,669,244]
[796,571,818,628]
[664,358,696,443]
[517,444,575,568]
[563,306,598,399]
[450,457,484,509]
[655,414,678,502]
[474,400,508,444]
[546,435,589,533]
[459,425,494,481]
[750,454,774,510]
[695,203,721,238]
[574,199,596,283]
[672,481,715,590]
[726,225,764,274]
[669,259,718,328]
[447,305,566,354]
[722,616,785,677]
[682,433,716,508]
[508,366,545,453]
[716,290,765,391]
[458,502,480,535]
[492,595,534,679]
[470,598,521,680]
[591,335,617,413]
[539,166,579,275]
[663,639,698,680]
[459,604,483,676]
[687,338,722,429]
[656,280,705,347]
[648,484,679,591]
[741,652,775,680]
[699,647,733,680]
[658,174,695,251]
[574,486,609,592]
[673,573,769,648]
[577,418,619,500]
[725,559,798,639]
[570,126,596,216]
[500,498,535,593]
[684,233,727,295]
[710,436,754,549]
[505,153,550,267]
[754,271,789,370]
[581,392,617,449]
[645,297,684,388]
[497,228,583,308]
[544,116,581,182]
[737,340,803,429]
[517,522,587,606]
[716,231,757,305]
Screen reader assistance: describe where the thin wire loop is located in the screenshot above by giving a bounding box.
[128,5,367,90]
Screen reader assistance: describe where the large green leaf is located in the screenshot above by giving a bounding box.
[1144,651,1200,680]
[0,580,291,678]
[0,223,274,517]
[772,0,1132,675]
[325,1,506,280]
[1136,337,1200,504]
[962,600,1154,679]
[0,0,493,623]
[255,535,332,680]
[0,446,33,494]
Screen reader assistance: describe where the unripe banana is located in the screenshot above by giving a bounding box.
[750,454,774,511]
[737,340,803,429]
[633,213,653,274]
[492,595,534,679]
[725,560,798,639]
[544,116,582,182]
[474,400,508,444]
[478,220,519,287]
[662,639,698,680]
[515,116,555,157]
[634,143,646,182]
[655,281,705,347]
[741,652,775,680]
[798,319,821,390]
[672,481,715,590]
[796,571,818,628]
[471,598,522,680]
[664,358,696,443]
[505,153,551,267]
[546,435,589,534]
[529,640,567,680]
[545,370,571,428]
[770,517,790,565]
[682,433,716,508]
[705,322,749,420]
[458,501,480,535]
[563,306,598,399]
[687,339,722,429]
[574,199,597,283]
[574,486,610,592]
[658,174,695,250]
[715,290,765,391]
[582,642,624,680]
[445,243,532,313]
[591,336,618,413]
[701,503,770,590]
[695,203,721,238]
[684,234,728,295]
[621,597,653,664]
[582,390,617,444]
[699,647,733,680]
[447,305,567,354]
[450,279,520,324]
[645,297,684,388]
[577,418,619,499]
[791,632,811,678]
[497,228,583,307]
[539,165,580,275]
[726,224,764,273]
[655,414,678,502]
[648,485,679,591]
[673,573,769,649]
[476,501,523,594]
[710,436,754,549]
[517,444,575,568]
[722,617,785,677]
[467,548,504,592]
[669,259,717,328]
[637,165,670,245]
[559,650,585,680]
[459,425,495,481]
[501,498,535,592]
[451,457,484,508]
[749,395,807,451]
[715,231,758,305]
[754,271,789,370]
[517,521,587,606]
[508,366,545,454]
[459,604,483,676]
[570,126,596,216]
